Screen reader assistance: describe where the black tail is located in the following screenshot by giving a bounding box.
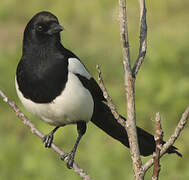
[91,101,182,157]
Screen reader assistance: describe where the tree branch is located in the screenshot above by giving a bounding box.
[143,106,189,172]
[118,0,143,179]
[0,89,93,180]
[96,65,126,127]
[152,113,163,180]
[132,0,147,77]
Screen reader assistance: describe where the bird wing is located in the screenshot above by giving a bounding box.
[67,57,105,102]
[76,74,106,102]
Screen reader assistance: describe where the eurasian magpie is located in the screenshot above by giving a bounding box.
[15,11,181,169]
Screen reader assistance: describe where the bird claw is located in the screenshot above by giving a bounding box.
[42,134,54,148]
[61,151,75,169]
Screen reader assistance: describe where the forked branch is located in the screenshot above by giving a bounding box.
[143,106,189,173]
[118,0,143,178]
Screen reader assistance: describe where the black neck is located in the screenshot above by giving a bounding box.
[23,33,62,55]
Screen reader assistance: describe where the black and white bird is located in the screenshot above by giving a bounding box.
[15,11,181,168]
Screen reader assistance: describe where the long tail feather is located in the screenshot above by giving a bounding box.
[91,101,182,157]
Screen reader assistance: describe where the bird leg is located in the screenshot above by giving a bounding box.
[43,126,60,148]
[61,121,86,169]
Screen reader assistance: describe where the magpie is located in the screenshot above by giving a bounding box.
[15,11,181,169]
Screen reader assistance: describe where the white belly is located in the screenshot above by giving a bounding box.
[15,72,94,126]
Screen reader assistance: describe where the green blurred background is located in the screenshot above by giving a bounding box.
[0,0,188,179]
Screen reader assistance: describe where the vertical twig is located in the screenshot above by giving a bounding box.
[152,113,163,180]
[143,106,189,172]
[132,0,147,77]
[118,0,143,179]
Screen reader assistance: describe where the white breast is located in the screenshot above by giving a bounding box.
[15,72,94,126]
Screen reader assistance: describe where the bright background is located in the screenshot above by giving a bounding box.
[0,0,189,179]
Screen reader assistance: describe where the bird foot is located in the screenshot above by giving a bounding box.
[42,133,54,148]
[61,151,75,169]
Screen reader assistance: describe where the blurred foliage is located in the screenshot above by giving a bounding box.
[0,0,189,179]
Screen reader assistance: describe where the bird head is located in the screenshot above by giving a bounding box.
[23,11,64,45]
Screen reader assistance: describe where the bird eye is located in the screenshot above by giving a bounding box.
[37,25,43,32]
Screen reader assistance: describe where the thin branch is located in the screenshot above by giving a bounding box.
[96,65,127,127]
[118,0,143,179]
[152,113,163,180]
[143,106,189,172]
[0,89,93,180]
[132,0,147,77]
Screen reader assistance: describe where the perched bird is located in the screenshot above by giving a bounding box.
[15,11,181,168]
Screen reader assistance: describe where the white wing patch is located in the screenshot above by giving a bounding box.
[68,58,91,79]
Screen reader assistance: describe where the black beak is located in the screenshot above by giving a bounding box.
[47,24,64,35]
